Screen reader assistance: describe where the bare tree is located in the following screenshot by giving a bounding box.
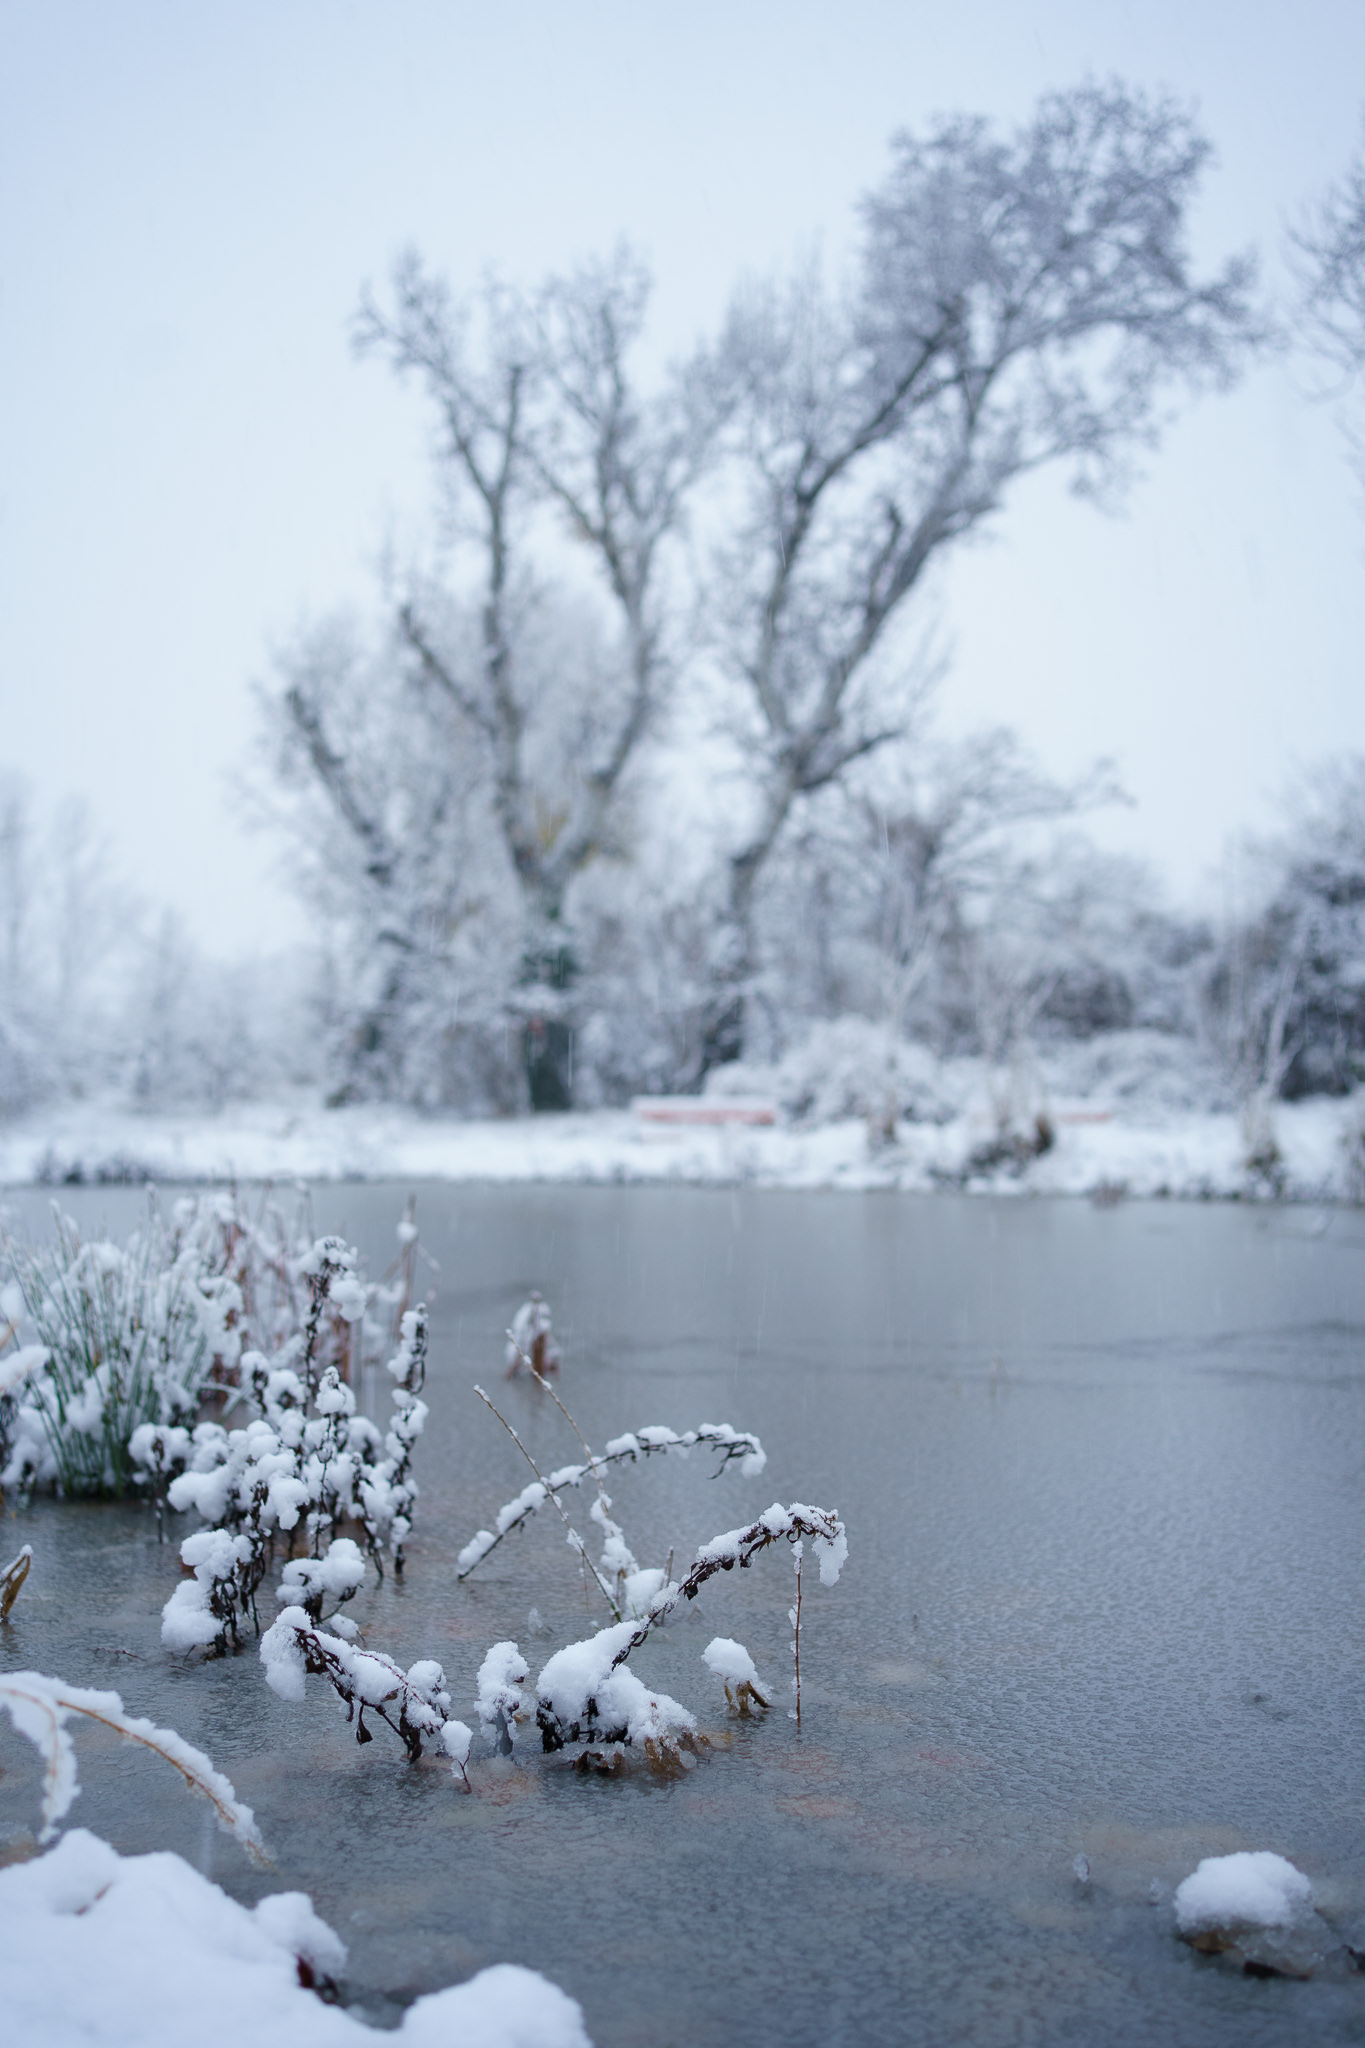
[858,733,1115,1136]
[359,273,700,878]
[1291,118,1365,477]
[265,614,517,1107]
[350,250,721,1103]
[703,81,1263,1065]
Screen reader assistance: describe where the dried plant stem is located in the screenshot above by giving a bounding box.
[522,1349,611,1518]
[472,1386,621,1619]
[791,1547,803,1727]
[1,1544,32,1621]
[0,1672,267,1862]
[608,1506,843,1674]
[456,1425,764,1582]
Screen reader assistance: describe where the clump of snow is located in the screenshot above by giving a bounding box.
[1174,1852,1314,1935]
[0,1829,592,2047]
[277,1537,367,1614]
[476,1641,530,1751]
[702,1638,760,1689]
[705,1016,964,1127]
[534,1622,696,1753]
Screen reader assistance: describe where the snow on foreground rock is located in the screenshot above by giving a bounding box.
[1174,1851,1314,1936]
[0,1828,592,2048]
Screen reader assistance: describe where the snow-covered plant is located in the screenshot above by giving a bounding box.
[0,1202,228,1496]
[475,1642,531,1754]
[505,1292,560,1376]
[533,1620,704,1769]
[702,1636,770,1716]
[260,1608,473,1786]
[155,1287,430,1655]
[0,1669,265,1858]
[456,1410,766,1598]
[356,1306,428,1573]
[531,1502,846,1760]
[1,1542,32,1621]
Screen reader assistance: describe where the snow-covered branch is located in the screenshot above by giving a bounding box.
[0,1670,265,1859]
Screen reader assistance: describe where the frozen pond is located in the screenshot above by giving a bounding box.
[4,1183,1365,2045]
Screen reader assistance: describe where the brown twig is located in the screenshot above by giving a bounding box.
[472,1386,621,1618]
[1,1545,32,1622]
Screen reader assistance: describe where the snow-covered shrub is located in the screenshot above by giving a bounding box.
[705,1016,964,1127]
[531,1503,846,1762]
[259,1350,843,1786]
[157,1294,430,1655]
[260,1608,473,1785]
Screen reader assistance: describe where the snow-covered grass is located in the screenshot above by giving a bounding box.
[2,1064,1361,1202]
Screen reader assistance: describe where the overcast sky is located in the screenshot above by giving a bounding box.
[3,0,1364,955]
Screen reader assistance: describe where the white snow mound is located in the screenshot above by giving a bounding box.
[1174,1851,1314,1935]
[0,1827,592,2047]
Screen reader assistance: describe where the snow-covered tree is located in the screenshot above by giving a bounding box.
[698,81,1264,1064]
[1292,118,1365,479]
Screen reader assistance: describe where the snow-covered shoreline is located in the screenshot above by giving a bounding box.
[1,1086,1360,1203]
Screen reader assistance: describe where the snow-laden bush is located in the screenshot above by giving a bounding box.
[259,1348,845,1783]
[0,1203,234,1496]
[156,1293,430,1655]
[0,1190,425,1512]
[263,1500,845,1777]
[705,1016,966,1127]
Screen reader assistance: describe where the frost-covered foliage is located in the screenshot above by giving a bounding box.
[0,1190,425,1512]
[0,1194,432,1651]
[529,1503,843,1760]
[258,1343,841,1783]
[0,1669,264,1855]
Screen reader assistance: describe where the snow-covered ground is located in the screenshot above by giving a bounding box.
[0,1828,590,2047]
[1,1078,1360,1203]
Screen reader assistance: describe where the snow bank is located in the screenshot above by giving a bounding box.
[1174,1851,1314,1936]
[1,1064,1362,1203]
[0,1828,592,2047]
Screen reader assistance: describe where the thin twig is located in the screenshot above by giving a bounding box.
[472,1386,621,1618]
[791,1545,803,1727]
[521,1345,612,1515]
[1,1545,32,1622]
